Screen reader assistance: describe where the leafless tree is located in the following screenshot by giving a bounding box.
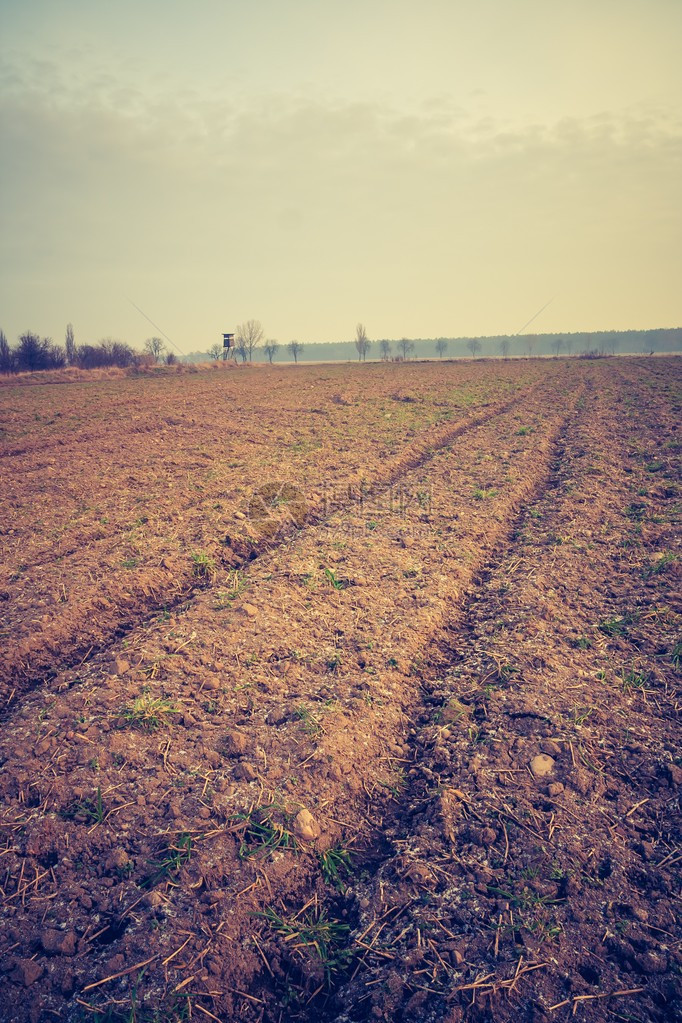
[263,340,279,364]
[65,323,76,365]
[380,339,391,361]
[467,338,481,358]
[236,339,248,363]
[551,337,564,357]
[0,330,14,373]
[99,339,136,367]
[207,342,223,360]
[435,339,448,359]
[236,320,264,362]
[525,335,535,358]
[144,337,166,362]
[499,338,511,359]
[398,338,414,359]
[355,323,371,361]
[15,333,65,371]
[287,341,304,363]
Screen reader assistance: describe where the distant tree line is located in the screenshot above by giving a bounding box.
[1,330,67,373]
[189,326,682,364]
[3,321,680,375]
[0,325,180,374]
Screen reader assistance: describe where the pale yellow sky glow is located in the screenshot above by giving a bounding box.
[1,0,680,350]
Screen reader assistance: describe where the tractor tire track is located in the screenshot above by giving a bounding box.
[239,381,585,1022]
[0,379,546,705]
[305,368,680,1023]
[0,376,578,1020]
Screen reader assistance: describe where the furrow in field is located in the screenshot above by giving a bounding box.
[0,376,577,1019]
[0,377,532,573]
[0,360,551,579]
[310,365,680,1023]
[0,379,543,703]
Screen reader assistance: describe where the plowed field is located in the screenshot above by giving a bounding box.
[0,358,680,1023]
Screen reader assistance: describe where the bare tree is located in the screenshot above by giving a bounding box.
[0,330,14,373]
[398,338,414,359]
[355,323,371,361]
[380,339,391,361]
[207,342,223,360]
[287,340,304,363]
[236,339,248,363]
[15,333,65,371]
[17,332,45,371]
[499,338,511,359]
[100,339,136,367]
[565,337,574,356]
[263,340,279,364]
[551,337,564,357]
[466,338,481,358]
[435,339,448,359]
[144,337,166,363]
[525,336,535,358]
[236,320,264,362]
[65,323,76,365]
[75,339,135,369]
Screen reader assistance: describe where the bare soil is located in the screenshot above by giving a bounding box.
[0,357,680,1023]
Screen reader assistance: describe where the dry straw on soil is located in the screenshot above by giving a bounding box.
[0,357,680,1022]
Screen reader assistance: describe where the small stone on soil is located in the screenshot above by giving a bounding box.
[293,808,321,841]
[530,753,555,778]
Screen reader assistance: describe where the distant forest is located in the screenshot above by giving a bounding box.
[2,326,680,375]
[187,327,682,364]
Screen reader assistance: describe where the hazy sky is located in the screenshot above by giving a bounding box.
[1,0,680,351]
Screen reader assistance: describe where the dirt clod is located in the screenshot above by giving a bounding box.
[224,729,248,755]
[11,959,44,987]
[40,929,77,956]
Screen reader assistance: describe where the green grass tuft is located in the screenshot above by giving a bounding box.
[122,691,178,730]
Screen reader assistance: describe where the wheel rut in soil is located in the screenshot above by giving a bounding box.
[1,383,540,708]
[3,362,677,1022]
[245,387,584,1023]
[267,373,680,1023]
[0,377,578,1020]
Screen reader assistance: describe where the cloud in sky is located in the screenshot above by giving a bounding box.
[1,1,681,349]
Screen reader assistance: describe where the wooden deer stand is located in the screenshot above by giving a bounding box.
[222,333,235,360]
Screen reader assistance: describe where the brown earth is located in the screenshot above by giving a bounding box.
[0,359,549,701]
[0,357,680,1023]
